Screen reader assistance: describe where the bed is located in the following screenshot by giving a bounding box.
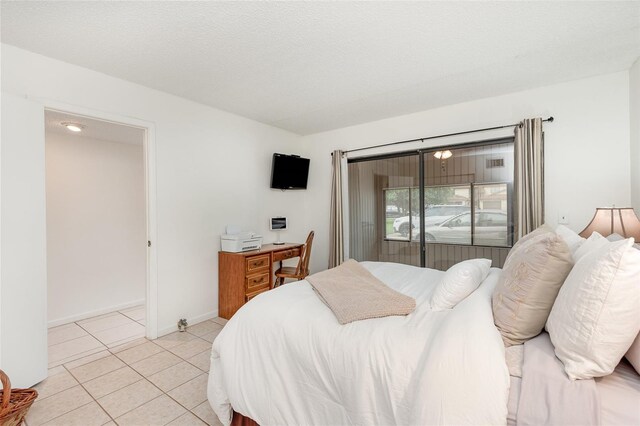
[207,261,640,425]
[506,338,640,426]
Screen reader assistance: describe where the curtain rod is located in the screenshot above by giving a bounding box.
[332,116,554,156]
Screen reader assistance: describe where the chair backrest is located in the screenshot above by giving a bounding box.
[296,231,315,277]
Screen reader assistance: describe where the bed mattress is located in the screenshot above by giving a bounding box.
[208,261,510,426]
[209,260,639,425]
[507,348,640,425]
[596,360,640,425]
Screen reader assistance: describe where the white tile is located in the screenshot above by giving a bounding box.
[186,321,223,337]
[63,350,111,370]
[68,354,125,383]
[104,333,147,350]
[114,341,163,364]
[109,337,148,354]
[115,395,186,426]
[154,331,197,349]
[97,379,162,419]
[137,319,146,326]
[167,338,211,359]
[48,335,106,366]
[25,385,92,426]
[33,367,79,400]
[121,305,145,322]
[49,347,107,369]
[186,349,211,372]
[91,321,145,347]
[83,366,142,399]
[148,361,202,392]
[211,317,228,327]
[168,412,207,425]
[77,312,135,333]
[48,323,88,346]
[200,330,222,343]
[192,401,223,426]
[47,365,66,375]
[167,374,208,410]
[129,350,182,377]
[41,401,110,426]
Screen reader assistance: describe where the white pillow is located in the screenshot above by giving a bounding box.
[607,233,640,251]
[430,259,492,311]
[555,225,585,258]
[606,233,625,242]
[546,238,640,380]
[573,232,609,262]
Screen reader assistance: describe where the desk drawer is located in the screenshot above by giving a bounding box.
[246,255,270,273]
[246,287,268,302]
[246,271,270,291]
[272,247,301,262]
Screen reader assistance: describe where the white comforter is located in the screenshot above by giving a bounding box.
[208,262,509,426]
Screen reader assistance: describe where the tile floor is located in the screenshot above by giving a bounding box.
[30,307,226,426]
[48,306,147,368]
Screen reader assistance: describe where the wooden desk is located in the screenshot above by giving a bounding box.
[218,243,303,319]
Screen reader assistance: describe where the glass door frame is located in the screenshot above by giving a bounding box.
[347,136,515,268]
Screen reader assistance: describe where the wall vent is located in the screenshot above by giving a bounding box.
[486,158,505,168]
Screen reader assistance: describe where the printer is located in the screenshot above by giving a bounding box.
[220,228,263,253]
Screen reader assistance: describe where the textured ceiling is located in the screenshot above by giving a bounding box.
[45,110,144,145]
[3,2,640,135]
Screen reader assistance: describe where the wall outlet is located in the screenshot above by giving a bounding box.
[558,212,570,225]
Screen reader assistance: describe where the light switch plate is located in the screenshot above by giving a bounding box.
[558,212,569,225]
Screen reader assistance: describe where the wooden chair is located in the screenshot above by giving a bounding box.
[274,231,314,286]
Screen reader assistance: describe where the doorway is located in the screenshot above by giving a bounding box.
[44,109,155,368]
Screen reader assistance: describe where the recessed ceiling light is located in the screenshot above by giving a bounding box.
[61,122,84,132]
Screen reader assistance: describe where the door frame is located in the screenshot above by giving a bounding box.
[39,99,159,339]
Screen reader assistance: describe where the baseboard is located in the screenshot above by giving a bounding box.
[157,310,218,338]
[48,299,146,328]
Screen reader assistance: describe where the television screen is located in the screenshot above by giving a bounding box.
[270,153,310,190]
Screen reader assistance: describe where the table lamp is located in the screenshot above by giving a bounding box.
[579,207,640,240]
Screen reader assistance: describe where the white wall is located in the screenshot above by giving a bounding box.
[2,41,634,348]
[2,44,309,338]
[303,72,631,273]
[46,132,146,326]
[630,58,640,211]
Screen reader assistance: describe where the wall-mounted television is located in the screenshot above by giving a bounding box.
[270,153,310,190]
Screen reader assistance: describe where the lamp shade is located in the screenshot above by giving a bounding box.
[579,207,640,240]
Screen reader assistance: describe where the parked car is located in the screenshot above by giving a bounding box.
[418,210,509,246]
[392,205,469,236]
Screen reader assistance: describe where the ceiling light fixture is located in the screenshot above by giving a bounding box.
[433,150,452,160]
[61,122,84,132]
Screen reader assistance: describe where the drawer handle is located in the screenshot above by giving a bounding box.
[252,260,265,267]
[253,276,265,284]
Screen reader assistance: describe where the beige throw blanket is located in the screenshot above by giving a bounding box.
[306,259,416,325]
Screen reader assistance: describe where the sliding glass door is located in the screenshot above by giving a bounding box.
[348,138,514,270]
[422,140,514,269]
[348,153,421,266]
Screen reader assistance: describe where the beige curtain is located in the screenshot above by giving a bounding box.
[329,150,345,268]
[514,118,545,240]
